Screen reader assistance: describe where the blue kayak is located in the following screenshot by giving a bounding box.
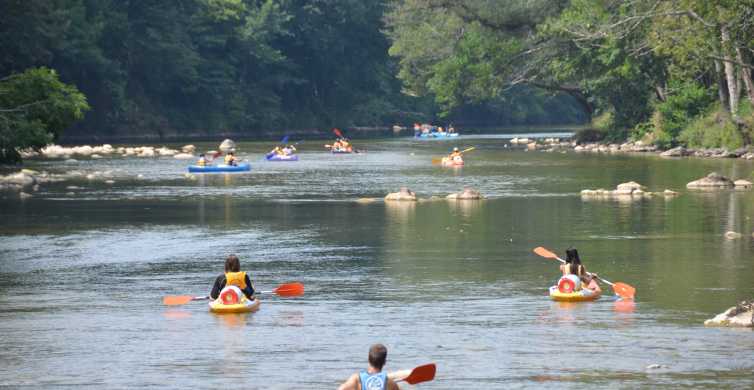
[187,163,251,173]
[415,132,459,138]
[331,149,354,154]
[265,153,299,161]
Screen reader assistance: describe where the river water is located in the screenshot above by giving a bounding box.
[1,135,753,389]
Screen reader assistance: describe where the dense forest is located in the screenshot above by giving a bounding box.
[2,0,753,163]
[385,0,754,148]
[0,0,583,146]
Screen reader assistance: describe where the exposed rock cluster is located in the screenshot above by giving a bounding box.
[581,181,678,199]
[704,300,754,328]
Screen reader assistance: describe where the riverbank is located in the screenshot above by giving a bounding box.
[520,137,754,161]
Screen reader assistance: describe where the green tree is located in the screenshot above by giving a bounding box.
[0,68,89,163]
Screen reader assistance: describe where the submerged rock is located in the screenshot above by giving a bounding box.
[581,181,659,200]
[734,179,752,189]
[724,231,742,240]
[385,187,417,201]
[1,172,36,187]
[704,300,754,328]
[19,192,32,199]
[663,189,679,196]
[446,187,483,200]
[173,153,194,159]
[686,172,734,189]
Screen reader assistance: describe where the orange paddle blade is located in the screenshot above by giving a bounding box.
[163,295,194,305]
[333,128,343,138]
[405,363,436,385]
[533,246,559,260]
[431,158,442,164]
[273,282,304,297]
[612,282,636,299]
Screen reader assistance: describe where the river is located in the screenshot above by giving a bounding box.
[1,134,753,389]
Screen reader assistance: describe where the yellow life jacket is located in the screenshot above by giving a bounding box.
[225,271,247,289]
[224,155,234,164]
[197,158,206,166]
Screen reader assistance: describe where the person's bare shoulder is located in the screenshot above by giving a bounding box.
[387,377,400,390]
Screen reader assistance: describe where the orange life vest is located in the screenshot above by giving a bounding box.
[225,271,247,289]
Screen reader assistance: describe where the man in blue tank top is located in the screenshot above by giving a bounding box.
[338,344,400,390]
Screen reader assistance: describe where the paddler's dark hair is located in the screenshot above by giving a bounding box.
[225,255,240,272]
[368,344,388,370]
[565,248,582,274]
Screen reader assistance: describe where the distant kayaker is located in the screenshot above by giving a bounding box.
[282,145,296,155]
[448,147,462,160]
[338,344,400,390]
[197,154,208,166]
[210,254,255,300]
[224,151,238,166]
[560,248,597,288]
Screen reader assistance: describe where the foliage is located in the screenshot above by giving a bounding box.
[0,68,89,163]
[678,106,743,150]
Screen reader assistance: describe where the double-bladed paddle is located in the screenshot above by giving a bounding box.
[532,246,635,299]
[162,282,305,305]
[388,363,436,385]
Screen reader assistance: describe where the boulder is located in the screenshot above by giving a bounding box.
[686,172,734,189]
[663,189,679,196]
[181,144,196,153]
[616,181,645,192]
[19,192,32,199]
[2,172,36,187]
[660,146,689,157]
[724,231,742,240]
[157,147,177,156]
[734,179,752,189]
[704,300,754,328]
[385,187,417,201]
[219,139,236,152]
[446,187,483,200]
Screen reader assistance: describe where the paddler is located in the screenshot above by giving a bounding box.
[224,151,238,166]
[338,344,400,390]
[271,146,284,156]
[340,138,352,152]
[282,144,296,155]
[210,254,256,300]
[560,248,598,290]
[196,153,208,166]
[448,147,462,160]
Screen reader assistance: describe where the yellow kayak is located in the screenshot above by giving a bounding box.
[208,296,261,314]
[549,279,602,302]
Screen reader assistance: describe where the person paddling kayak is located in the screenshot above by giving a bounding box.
[338,344,400,390]
[559,248,599,291]
[210,254,256,300]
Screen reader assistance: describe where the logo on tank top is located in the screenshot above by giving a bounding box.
[364,375,385,390]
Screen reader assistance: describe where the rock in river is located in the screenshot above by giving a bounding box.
[385,187,417,201]
[446,187,483,200]
[219,139,236,152]
[686,172,734,189]
[704,300,754,328]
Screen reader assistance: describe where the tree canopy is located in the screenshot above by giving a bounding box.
[385,0,754,147]
[0,67,89,163]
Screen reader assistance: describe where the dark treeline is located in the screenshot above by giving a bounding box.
[0,0,585,144]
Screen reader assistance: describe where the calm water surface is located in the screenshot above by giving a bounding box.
[1,135,754,389]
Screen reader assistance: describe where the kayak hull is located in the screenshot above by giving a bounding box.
[209,297,261,314]
[331,150,353,154]
[266,154,299,161]
[188,163,251,173]
[416,132,459,139]
[549,285,602,302]
[441,157,464,167]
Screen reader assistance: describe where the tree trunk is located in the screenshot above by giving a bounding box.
[721,26,739,118]
[714,59,729,110]
[736,47,754,106]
